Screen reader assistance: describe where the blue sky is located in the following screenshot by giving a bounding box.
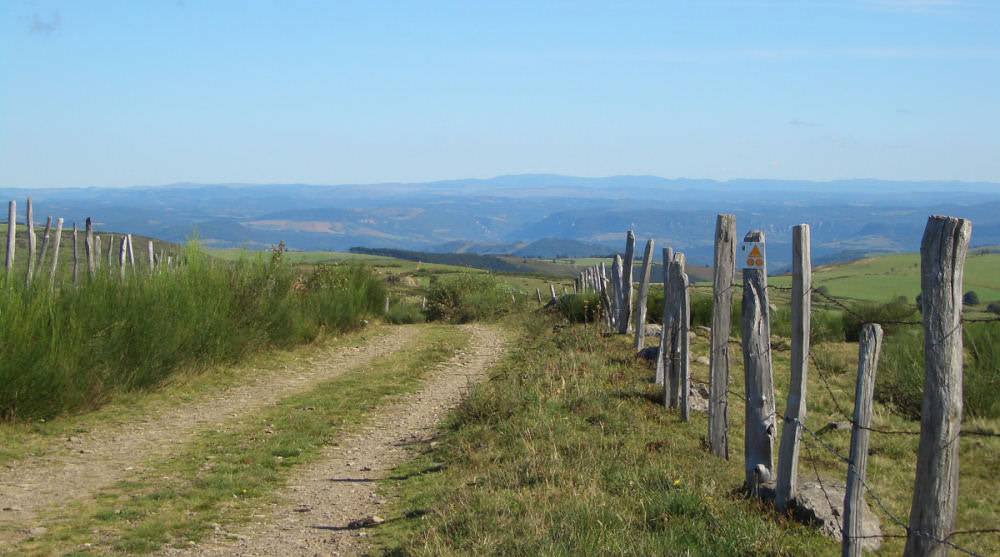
[2,1,999,188]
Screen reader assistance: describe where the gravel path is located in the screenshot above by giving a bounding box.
[0,325,420,538]
[161,324,505,557]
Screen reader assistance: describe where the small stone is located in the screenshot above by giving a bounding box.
[29,527,47,536]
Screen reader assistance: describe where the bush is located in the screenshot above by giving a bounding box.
[385,299,426,324]
[963,291,980,306]
[425,273,515,323]
[554,293,602,323]
[876,322,1000,419]
[840,297,917,342]
[988,302,1000,315]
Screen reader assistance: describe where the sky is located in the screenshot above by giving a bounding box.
[2,0,999,188]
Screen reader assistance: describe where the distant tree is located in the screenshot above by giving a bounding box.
[987,302,1000,315]
[964,291,981,306]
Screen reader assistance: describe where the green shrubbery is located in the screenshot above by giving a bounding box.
[554,293,602,323]
[0,242,385,422]
[425,273,517,323]
[840,297,917,342]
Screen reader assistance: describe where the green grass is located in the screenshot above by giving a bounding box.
[0,242,386,422]
[373,311,1000,556]
[11,325,470,555]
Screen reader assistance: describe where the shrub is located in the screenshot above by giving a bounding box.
[963,291,980,306]
[840,297,917,342]
[988,302,1000,315]
[385,299,426,324]
[554,293,602,323]
[425,273,515,323]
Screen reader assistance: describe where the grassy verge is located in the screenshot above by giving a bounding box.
[0,242,386,422]
[373,312,1000,556]
[10,325,470,556]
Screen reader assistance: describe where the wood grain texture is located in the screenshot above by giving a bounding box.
[741,230,776,492]
[709,214,736,459]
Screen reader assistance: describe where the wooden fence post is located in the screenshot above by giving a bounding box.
[147,240,154,274]
[619,230,636,334]
[678,268,691,421]
[126,234,135,267]
[550,284,557,301]
[655,247,673,387]
[741,230,776,493]
[48,218,64,290]
[709,214,736,459]
[666,252,686,408]
[611,255,624,331]
[536,288,541,305]
[384,296,390,314]
[634,239,654,351]
[905,215,971,556]
[85,218,94,279]
[6,200,16,282]
[119,236,127,279]
[72,222,79,286]
[107,233,115,273]
[94,235,102,270]
[776,224,811,511]
[26,198,36,287]
[843,324,884,557]
[38,216,52,269]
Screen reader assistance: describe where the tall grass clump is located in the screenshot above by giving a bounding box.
[425,273,516,323]
[0,241,385,422]
[554,293,602,323]
[840,296,917,342]
[875,322,1000,419]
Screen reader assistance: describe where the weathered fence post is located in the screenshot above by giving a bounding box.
[26,198,36,287]
[655,247,673,387]
[741,230,776,493]
[611,255,624,331]
[147,240,154,274]
[384,296,390,314]
[38,216,52,269]
[48,218,64,290]
[107,233,115,273]
[678,268,691,421]
[709,214,736,458]
[666,252,686,409]
[94,235,102,270]
[85,218,94,279]
[776,224,811,511]
[6,200,16,282]
[126,234,135,267]
[633,239,654,351]
[550,284,557,302]
[905,215,971,557]
[119,236,127,279]
[619,231,635,334]
[536,288,542,305]
[72,222,79,286]
[843,324,884,557]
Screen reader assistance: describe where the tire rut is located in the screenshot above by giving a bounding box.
[0,325,422,535]
[161,324,506,557]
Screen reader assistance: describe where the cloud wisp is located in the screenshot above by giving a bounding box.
[30,12,61,35]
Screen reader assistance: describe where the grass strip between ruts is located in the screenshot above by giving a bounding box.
[11,324,469,556]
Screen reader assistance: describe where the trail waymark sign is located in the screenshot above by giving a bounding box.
[742,241,765,270]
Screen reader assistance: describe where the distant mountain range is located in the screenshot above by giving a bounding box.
[3,175,999,269]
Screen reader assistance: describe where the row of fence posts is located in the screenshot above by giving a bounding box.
[578,214,971,556]
[3,198,174,290]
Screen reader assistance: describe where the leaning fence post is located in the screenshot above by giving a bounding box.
[126,234,135,267]
[667,252,686,409]
[905,215,971,557]
[536,288,542,305]
[6,200,16,282]
[48,218,64,290]
[634,239,654,351]
[550,284,557,302]
[72,222,79,286]
[619,230,636,334]
[655,247,673,387]
[26,198,36,287]
[85,218,94,279]
[741,230,776,493]
[843,324,884,557]
[38,216,52,269]
[776,224,811,511]
[709,214,736,459]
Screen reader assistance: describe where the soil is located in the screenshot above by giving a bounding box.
[0,325,422,545]
[159,323,505,557]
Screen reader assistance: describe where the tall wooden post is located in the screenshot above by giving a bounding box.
[655,247,673,387]
[667,252,686,409]
[678,269,691,421]
[119,236,128,279]
[549,284,557,301]
[85,218,94,278]
[72,222,79,286]
[611,255,624,331]
[843,324,884,557]
[905,216,971,557]
[536,288,542,305]
[38,216,52,269]
[709,214,736,459]
[48,218,64,290]
[126,234,135,267]
[634,239,654,350]
[619,231,636,334]
[777,224,811,511]
[95,235,102,270]
[147,240,154,274]
[741,230,776,493]
[6,200,16,282]
[107,234,115,273]
[26,198,36,287]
